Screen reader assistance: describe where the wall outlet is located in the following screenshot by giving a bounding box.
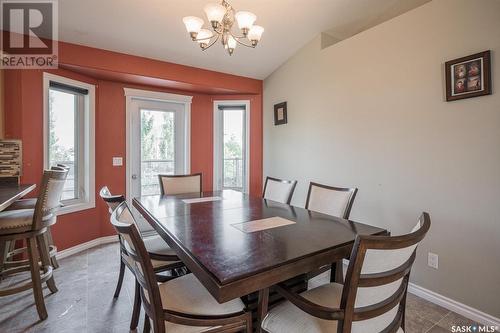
[428,252,439,269]
[112,157,123,166]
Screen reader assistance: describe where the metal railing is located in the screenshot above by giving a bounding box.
[223,157,243,190]
[141,159,174,195]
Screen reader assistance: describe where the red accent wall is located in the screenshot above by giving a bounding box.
[3,40,263,251]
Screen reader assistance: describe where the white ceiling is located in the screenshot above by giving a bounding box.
[57,0,431,80]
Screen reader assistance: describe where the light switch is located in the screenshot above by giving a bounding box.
[112,157,123,166]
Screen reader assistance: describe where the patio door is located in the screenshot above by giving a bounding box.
[127,94,190,233]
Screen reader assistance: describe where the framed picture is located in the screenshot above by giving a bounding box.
[445,50,491,101]
[274,102,287,125]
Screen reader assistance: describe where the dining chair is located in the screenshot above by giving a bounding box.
[158,173,202,196]
[0,169,69,320]
[305,182,358,220]
[99,186,186,330]
[261,212,431,333]
[3,165,70,269]
[262,176,298,204]
[305,182,358,283]
[110,201,252,333]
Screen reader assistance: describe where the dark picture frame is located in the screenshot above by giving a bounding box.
[274,102,287,125]
[445,50,491,102]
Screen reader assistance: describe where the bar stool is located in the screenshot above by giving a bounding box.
[2,165,69,269]
[0,168,68,320]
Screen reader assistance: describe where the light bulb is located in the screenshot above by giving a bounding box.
[235,11,256,34]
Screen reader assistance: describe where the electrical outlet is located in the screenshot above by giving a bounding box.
[428,252,439,269]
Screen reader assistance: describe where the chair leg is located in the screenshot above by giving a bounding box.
[37,234,58,294]
[0,240,6,273]
[113,259,126,298]
[46,228,59,269]
[27,237,48,321]
[144,313,151,333]
[130,279,141,330]
[246,312,253,333]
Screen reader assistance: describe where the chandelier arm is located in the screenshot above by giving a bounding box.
[230,33,255,48]
[202,33,221,51]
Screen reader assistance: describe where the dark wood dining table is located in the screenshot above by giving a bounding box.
[0,183,36,212]
[133,190,387,329]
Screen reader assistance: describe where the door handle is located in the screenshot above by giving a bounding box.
[132,174,138,180]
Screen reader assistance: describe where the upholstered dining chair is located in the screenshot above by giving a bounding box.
[0,168,68,320]
[110,201,252,333]
[99,186,186,330]
[158,173,202,196]
[305,182,358,220]
[3,164,70,269]
[261,213,431,333]
[263,176,298,204]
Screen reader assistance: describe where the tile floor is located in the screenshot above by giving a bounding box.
[0,243,487,332]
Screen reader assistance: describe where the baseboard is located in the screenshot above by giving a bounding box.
[56,235,119,260]
[408,283,500,327]
[339,259,499,327]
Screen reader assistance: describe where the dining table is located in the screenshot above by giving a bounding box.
[0,183,36,212]
[133,189,387,330]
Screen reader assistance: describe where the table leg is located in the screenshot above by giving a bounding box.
[256,288,269,333]
[330,260,344,283]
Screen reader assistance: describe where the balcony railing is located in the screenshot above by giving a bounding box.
[141,159,174,195]
[223,157,243,190]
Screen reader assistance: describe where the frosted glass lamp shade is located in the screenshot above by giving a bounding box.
[196,29,213,43]
[248,25,264,42]
[182,16,204,33]
[235,11,256,31]
[227,35,237,49]
[204,3,226,23]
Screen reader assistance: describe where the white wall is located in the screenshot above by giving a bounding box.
[264,0,500,318]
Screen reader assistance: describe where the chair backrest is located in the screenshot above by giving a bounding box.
[262,176,297,204]
[99,186,126,214]
[110,202,164,332]
[339,213,431,333]
[158,173,202,196]
[33,169,69,230]
[305,182,358,219]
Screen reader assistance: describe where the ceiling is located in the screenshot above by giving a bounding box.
[57,0,431,80]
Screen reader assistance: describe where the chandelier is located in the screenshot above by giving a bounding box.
[182,1,264,56]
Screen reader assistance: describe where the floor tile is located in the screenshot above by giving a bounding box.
[0,242,485,333]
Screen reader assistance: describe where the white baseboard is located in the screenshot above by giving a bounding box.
[408,283,500,327]
[340,259,500,327]
[56,235,119,260]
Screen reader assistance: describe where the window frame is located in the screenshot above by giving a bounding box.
[43,72,96,215]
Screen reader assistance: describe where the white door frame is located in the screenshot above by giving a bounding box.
[213,100,250,193]
[124,88,192,205]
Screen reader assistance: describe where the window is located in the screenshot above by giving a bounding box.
[43,73,95,214]
[213,101,250,193]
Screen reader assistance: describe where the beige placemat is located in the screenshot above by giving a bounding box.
[182,196,222,204]
[232,217,296,233]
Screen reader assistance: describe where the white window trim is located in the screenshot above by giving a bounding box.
[43,72,96,215]
[124,88,192,205]
[213,100,251,194]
